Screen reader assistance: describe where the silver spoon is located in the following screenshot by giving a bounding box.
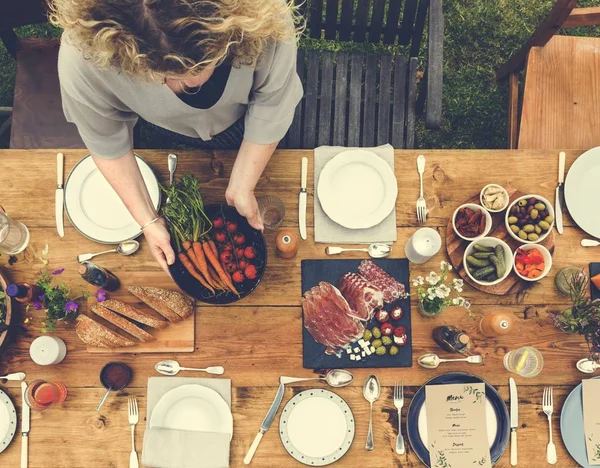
[155,360,224,376]
[577,358,599,373]
[0,372,26,381]
[417,353,484,369]
[326,243,391,258]
[77,240,140,263]
[166,153,178,204]
[96,385,113,411]
[279,369,354,388]
[582,239,600,247]
[363,375,380,451]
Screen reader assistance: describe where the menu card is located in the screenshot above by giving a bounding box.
[425,383,492,468]
[583,379,600,465]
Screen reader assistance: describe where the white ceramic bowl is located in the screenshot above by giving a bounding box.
[463,237,514,286]
[505,194,555,244]
[452,204,493,242]
[513,244,553,282]
[480,184,510,213]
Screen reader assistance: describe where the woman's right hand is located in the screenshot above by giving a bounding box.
[143,218,176,274]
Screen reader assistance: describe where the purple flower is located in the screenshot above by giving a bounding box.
[52,268,65,275]
[65,301,79,313]
[32,301,44,311]
[38,294,45,302]
[95,289,107,302]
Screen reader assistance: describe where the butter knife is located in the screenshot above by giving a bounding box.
[244,380,286,464]
[55,152,65,238]
[299,157,308,240]
[555,152,565,235]
[509,377,518,466]
[21,381,30,468]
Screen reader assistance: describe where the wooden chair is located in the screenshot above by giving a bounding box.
[0,0,85,149]
[497,0,600,150]
[282,0,444,149]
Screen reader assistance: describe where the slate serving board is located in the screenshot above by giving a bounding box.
[301,258,411,369]
[590,263,600,301]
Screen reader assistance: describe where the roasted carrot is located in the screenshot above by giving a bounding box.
[208,239,219,258]
[178,252,215,294]
[192,241,219,289]
[203,241,239,295]
[182,239,217,288]
[208,264,227,290]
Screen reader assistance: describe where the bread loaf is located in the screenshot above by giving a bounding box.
[127,286,193,322]
[91,304,156,343]
[75,315,136,348]
[102,299,168,329]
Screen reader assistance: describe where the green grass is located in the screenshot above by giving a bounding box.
[1,1,599,149]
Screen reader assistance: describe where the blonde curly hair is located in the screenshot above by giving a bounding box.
[50,0,302,81]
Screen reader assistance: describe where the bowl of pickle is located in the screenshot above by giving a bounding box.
[505,194,554,244]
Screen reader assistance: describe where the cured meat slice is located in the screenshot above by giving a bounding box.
[358,260,406,303]
[338,272,383,321]
[302,282,365,356]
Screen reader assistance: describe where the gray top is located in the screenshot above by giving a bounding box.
[58,37,303,158]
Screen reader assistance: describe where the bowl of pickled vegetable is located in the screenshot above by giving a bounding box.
[463,237,514,286]
[505,194,555,244]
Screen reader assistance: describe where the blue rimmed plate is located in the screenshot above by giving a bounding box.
[406,372,510,467]
[0,388,16,454]
[279,389,354,466]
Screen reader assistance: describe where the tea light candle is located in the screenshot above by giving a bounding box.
[30,336,67,366]
[404,228,442,264]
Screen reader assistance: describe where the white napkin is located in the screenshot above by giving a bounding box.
[142,377,232,468]
[314,144,397,244]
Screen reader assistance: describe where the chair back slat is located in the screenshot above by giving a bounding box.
[324,0,340,40]
[377,55,393,145]
[410,0,429,56]
[317,51,335,146]
[362,53,378,146]
[347,52,365,146]
[383,0,403,44]
[339,0,355,41]
[368,0,387,43]
[391,56,407,149]
[332,51,350,144]
[309,0,324,38]
[302,51,320,148]
[352,0,371,43]
[287,49,305,148]
[398,0,419,45]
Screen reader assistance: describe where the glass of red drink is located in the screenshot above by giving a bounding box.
[24,380,68,411]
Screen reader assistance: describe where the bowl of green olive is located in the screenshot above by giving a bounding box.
[505,194,555,244]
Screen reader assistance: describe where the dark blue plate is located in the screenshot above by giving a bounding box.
[168,204,267,304]
[406,372,510,467]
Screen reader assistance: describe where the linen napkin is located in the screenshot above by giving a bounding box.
[142,377,232,468]
[314,144,397,244]
[583,378,600,465]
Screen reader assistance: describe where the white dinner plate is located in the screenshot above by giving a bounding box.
[317,150,397,229]
[565,147,600,238]
[279,389,354,466]
[0,389,16,454]
[150,385,233,439]
[64,154,160,244]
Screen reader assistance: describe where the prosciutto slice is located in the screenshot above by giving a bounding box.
[302,282,365,355]
[338,272,383,321]
[358,260,406,303]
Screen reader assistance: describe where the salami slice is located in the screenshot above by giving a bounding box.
[358,260,405,303]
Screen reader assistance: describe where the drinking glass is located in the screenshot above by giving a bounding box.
[25,380,68,411]
[0,210,30,254]
[257,196,285,230]
[503,346,544,378]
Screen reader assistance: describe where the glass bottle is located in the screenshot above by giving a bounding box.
[78,261,120,291]
[432,325,471,354]
[5,282,42,303]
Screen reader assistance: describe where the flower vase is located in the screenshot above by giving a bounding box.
[418,300,446,317]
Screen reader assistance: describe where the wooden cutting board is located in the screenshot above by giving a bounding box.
[86,308,195,354]
[446,189,555,296]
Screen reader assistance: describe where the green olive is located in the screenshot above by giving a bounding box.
[371,327,382,339]
[518,230,528,240]
[523,224,535,233]
[375,346,387,356]
[389,345,399,356]
[363,329,373,341]
[371,339,383,348]
[508,216,518,225]
[381,336,392,346]
[534,203,546,211]
[535,225,542,234]
[528,233,540,241]
[510,225,520,234]
[545,215,554,224]
[530,209,539,220]
[518,199,528,207]
[538,221,550,231]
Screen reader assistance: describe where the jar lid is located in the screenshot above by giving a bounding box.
[459,334,470,344]
[30,336,67,365]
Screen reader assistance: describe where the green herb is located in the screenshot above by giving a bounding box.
[0,289,6,325]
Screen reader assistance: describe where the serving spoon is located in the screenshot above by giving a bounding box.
[576,358,599,373]
[77,240,140,263]
[418,353,484,369]
[363,375,381,451]
[155,360,224,376]
[326,243,391,258]
[279,369,354,388]
[0,372,26,381]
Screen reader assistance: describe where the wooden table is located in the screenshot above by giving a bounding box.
[0,149,597,467]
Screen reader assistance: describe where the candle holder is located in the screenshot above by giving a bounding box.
[404,228,442,264]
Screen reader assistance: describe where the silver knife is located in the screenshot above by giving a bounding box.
[509,377,518,466]
[55,152,65,238]
[21,382,30,468]
[299,157,308,240]
[555,151,565,235]
[244,380,286,464]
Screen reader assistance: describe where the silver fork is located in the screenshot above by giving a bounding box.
[416,155,427,224]
[394,382,405,455]
[128,397,140,468]
[542,387,557,465]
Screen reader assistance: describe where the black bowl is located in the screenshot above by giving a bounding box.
[169,204,267,304]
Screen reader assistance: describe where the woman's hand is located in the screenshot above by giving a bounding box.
[143,218,176,274]
[226,189,264,231]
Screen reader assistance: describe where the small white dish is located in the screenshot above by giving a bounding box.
[505,194,555,245]
[513,244,553,282]
[480,184,510,213]
[452,204,492,241]
[463,237,514,286]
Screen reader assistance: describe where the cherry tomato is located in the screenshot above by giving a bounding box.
[219,251,233,264]
[381,322,394,336]
[232,270,245,283]
[226,221,238,233]
[236,248,245,259]
[212,217,224,229]
[214,230,227,243]
[244,246,257,260]
[233,233,246,246]
[238,259,248,270]
[244,264,258,280]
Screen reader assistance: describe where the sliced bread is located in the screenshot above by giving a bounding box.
[91,304,156,343]
[128,286,193,322]
[75,315,136,348]
[101,299,168,330]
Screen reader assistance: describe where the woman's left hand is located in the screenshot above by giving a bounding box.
[226,189,264,231]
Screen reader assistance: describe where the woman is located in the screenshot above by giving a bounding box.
[50,0,303,273]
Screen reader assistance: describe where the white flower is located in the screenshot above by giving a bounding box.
[452,278,464,293]
[412,276,425,287]
[435,284,451,298]
[452,298,460,306]
[463,300,472,309]
[426,272,440,285]
[440,261,452,271]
